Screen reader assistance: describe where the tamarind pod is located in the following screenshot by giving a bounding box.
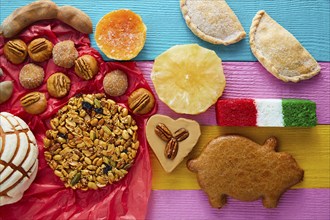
[0,81,14,104]
[0,0,58,38]
[57,6,93,34]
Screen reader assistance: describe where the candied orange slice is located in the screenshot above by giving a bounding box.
[95,9,147,60]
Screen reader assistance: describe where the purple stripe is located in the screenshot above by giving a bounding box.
[137,62,330,125]
[146,189,330,220]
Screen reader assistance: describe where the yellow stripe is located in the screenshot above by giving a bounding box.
[151,125,330,190]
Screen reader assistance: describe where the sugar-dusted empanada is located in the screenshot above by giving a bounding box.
[180,0,246,45]
[250,10,320,83]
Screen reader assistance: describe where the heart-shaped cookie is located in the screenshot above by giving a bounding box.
[146,114,201,173]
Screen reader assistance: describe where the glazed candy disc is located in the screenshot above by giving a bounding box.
[95,9,147,61]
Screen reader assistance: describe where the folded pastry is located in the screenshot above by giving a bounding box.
[180,0,246,45]
[250,10,320,82]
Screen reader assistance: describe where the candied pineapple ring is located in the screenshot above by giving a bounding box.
[151,44,226,115]
[95,9,147,60]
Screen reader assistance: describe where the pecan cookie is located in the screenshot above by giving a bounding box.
[74,55,99,80]
[28,38,53,62]
[4,39,27,64]
[20,92,47,115]
[128,88,155,115]
[47,72,71,98]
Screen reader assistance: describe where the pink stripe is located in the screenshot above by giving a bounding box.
[137,62,330,125]
[146,189,330,219]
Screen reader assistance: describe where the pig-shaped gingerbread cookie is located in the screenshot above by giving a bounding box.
[187,135,304,208]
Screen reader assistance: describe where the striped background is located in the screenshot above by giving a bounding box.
[1,0,329,219]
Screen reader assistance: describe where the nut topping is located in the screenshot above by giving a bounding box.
[20,92,47,115]
[165,138,179,160]
[130,93,150,112]
[74,55,99,80]
[29,38,48,53]
[20,92,40,107]
[7,41,26,56]
[155,123,172,142]
[154,122,190,160]
[174,128,189,142]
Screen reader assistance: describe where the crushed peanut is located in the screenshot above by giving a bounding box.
[43,93,139,190]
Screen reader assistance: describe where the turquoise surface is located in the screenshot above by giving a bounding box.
[1,0,329,61]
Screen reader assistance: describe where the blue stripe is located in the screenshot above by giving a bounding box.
[1,0,329,61]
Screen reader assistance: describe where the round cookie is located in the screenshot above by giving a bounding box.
[20,92,47,115]
[4,39,28,64]
[52,40,78,68]
[19,63,44,89]
[74,55,99,80]
[95,9,147,60]
[103,70,128,96]
[47,73,71,98]
[128,88,155,115]
[28,38,53,62]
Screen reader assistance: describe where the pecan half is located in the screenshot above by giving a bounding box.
[20,92,41,107]
[6,40,27,56]
[174,128,189,142]
[20,92,47,115]
[74,55,98,80]
[155,123,172,142]
[29,38,48,53]
[164,138,179,160]
[130,93,150,112]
